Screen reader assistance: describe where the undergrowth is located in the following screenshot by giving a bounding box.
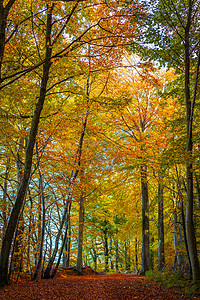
[146,269,200,298]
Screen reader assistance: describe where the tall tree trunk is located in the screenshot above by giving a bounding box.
[140,164,150,275]
[103,226,109,272]
[32,158,46,281]
[175,165,192,274]
[109,237,114,270]
[13,138,24,274]
[0,4,53,286]
[158,180,165,270]
[135,238,138,273]
[172,191,183,268]
[194,172,200,207]
[76,191,85,275]
[2,157,10,236]
[26,192,33,275]
[150,237,154,270]
[114,238,119,272]
[63,219,71,268]
[184,5,200,280]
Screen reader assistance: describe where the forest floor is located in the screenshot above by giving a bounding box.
[0,267,199,300]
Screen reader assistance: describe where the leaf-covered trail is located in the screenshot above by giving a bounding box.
[0,274,197,300]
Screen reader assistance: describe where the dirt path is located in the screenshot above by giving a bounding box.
[0,274,198,300]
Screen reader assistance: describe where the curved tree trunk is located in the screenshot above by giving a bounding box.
[0,4,53,286]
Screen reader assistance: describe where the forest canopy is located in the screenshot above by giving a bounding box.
[0,0,200,287]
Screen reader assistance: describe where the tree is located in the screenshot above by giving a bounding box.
[138,0,200,282]
[0,3,53,286]
[104,65,178,274]
[0,0,141,285]
[157,175,165,270]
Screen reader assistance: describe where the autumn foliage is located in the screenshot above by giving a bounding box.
[0,0,200,294]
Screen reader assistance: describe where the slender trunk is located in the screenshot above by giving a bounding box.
[2,157,10,235]
[140,164,150,275]
[172,195,182,268]
[13,138,24,273]
[32,163,45,280]
[194,172,200,207]
[104,228,109,272]
[76,191,85,275]
[43,199,71,279]
[180,197,192,275]
[50,202,71,278]
[90,240,97,271]
[26,193,33,275]
[0,4,53,286]
[66,220,71,267]
[109,237,114,270]
[175,165,192,274]
[37,180,42,262]
[63,219,71,268]
[150,237,154,270]
[114,238,119,272]
[158,180,165,270]
[135,238,138,273]
[184,6,200,280]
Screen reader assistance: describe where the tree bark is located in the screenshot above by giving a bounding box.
[0,4,53,286]
[2,157,10,235]
[109,237,114,270]
[76,191,85,275]
[135,238,138,273]
[32,156,46,281]
[158,180,165,270]
[0,0,16,80]
[63,219,71,268]
[140,164,150,275]
[114,238,119,272]
[13,138,24,274]
[194,172,200,207]
[184,3,200,281]
[104,230,109,272]
[103,221,109,273]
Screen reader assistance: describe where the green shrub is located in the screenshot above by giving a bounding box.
[146,269,199,298]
